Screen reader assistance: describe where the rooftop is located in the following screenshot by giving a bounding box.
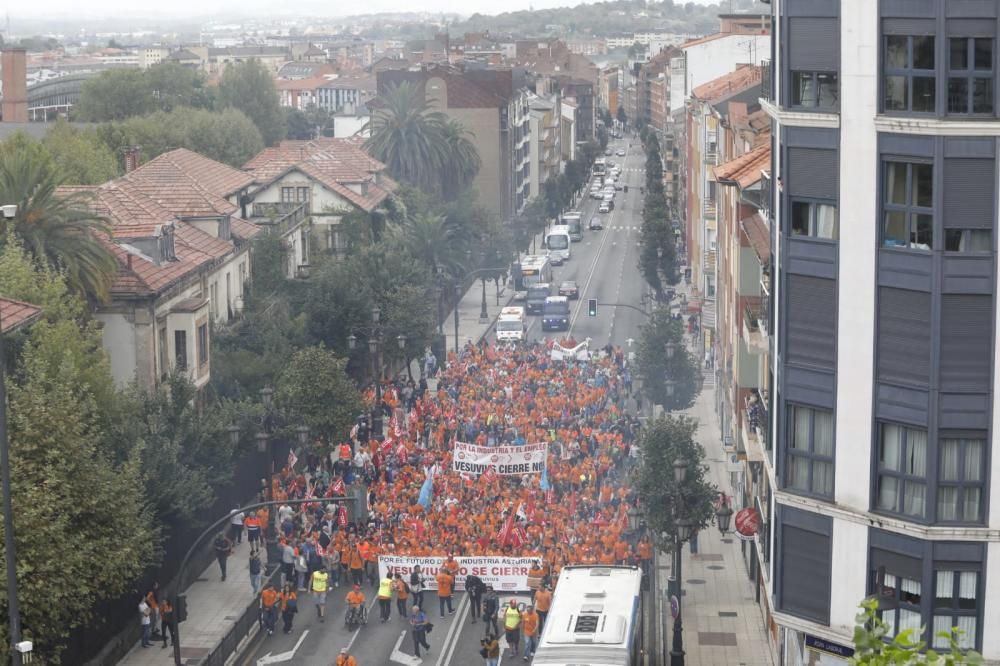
[741,213,770,262]
[692,65,762,103]
[131,149,256,199]
[0,297,42,332]
[713,144,770,189]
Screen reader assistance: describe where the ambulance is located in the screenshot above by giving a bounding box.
[496,306,526,342]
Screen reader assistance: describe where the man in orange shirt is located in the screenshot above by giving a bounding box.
[533,584,552,632]
[435,568,455,618]
[260,584,279,636]
[521,604,540,659]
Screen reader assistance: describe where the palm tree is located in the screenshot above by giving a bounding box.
[0,142,117,301]
[439,118,481,200]
[395,212,465,276]
[364,82,449,193]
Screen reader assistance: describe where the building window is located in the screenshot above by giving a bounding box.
[884,35,936,112]
[790,200,838,240]
[197,323,209,367]
[948,38,993,115]
[876,424,927,519]
[296,186,310,202]
[944,229,992,253]
[880,573,924,638]
[174,330,188,371]
[938,437,984,523]
[786,404,834,498]
[883,161,933,250]
[932,570,978,650]
[791,72,839,108]
[281,186,295,203]
[158,326,168,378]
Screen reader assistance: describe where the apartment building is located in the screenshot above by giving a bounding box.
[528,93,563,202]
[375,64,531,220]
[756,0,1000,663]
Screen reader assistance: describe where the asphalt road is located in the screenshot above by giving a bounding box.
[242,136,650,666]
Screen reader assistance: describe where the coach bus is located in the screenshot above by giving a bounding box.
[593,157,607,179]
[513,255,553,301]
[533,565,643,666]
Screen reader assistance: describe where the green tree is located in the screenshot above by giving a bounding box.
[276,345,362,445]
[41,121,120,185]
[636,308,700,410]
[616,105,628,126]
[439,118,482,200]
[0,141,117,301]
[597,125,609,150]
[633,414,716,546]
[849,597,983,665]
[396,212,465,275]
[365,81,449,194]
[0,262,156,663]
[285,107,314,140]
[76,63,212,122]
[217,59,286,146]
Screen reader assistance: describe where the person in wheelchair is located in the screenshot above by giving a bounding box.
[345,584,367,626]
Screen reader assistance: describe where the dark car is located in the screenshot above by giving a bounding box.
[589,216,603,230]
[558,281,579,299]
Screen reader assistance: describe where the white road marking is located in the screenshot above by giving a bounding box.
[391,630,423,666]
[344,597,380,651]
[435,594,469,666]
[256,630,309,665]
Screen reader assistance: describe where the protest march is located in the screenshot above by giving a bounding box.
[257,339,651,594]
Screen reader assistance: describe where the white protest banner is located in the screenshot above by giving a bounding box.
[451,441,548,476]
[377,555,541,592]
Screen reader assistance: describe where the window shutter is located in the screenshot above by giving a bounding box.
[779,525,831,623]
[882,18,936,35]
[786,148,838,200]
[878,288,931,387]
[947,19,996,38]
[788,18,840,71]
[943,158,995,229]
[786,276,837,370]
[940,295,993,393]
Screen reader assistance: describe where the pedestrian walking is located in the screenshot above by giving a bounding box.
[144,584,161,639]
[466,573,485,624]
[138,596,153,648]
[213,532,232,581]
[336,648,358,666]
[311,566,329,622]
[245,510,262,547]
[325,547,341,589]
[436,568,455,618]
[280,540,295,587]
[249,549,263,596]
[281,583,298,634]
[393,573,410,619]
[410,565,425,609]
[378,573,393,622]
[482,586,500,636]
[522,604,540,660]
[409,605,432,658]
[159,598,174,648]
[229,506,245,545]
[534,585,552,632]
[260,584,279,636]
[503,599,521,657]
[294,546,309,591]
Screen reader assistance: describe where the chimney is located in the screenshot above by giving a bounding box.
[1,49,27,123]
[123,146,141,173]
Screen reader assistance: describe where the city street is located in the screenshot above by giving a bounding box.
[240,136,652,666]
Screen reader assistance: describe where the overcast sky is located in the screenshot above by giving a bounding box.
[17,0,719,23]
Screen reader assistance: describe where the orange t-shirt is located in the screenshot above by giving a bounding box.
[534,589,552,612]
[436,571,453,596]
[261,588,279,608]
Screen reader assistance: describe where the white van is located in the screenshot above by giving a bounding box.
[545,225,572,265]
[496,306,526,342]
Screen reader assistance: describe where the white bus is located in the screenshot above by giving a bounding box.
[593,157,607,178]
[533,565,643,666]
[545,225,572,265]
[560,212,583,242]
[513,255,553,300]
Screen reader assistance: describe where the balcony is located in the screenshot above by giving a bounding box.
[740,389,770,463]
[249,202,308,238]
[703,199,716,220]
[704,147,718,165]
[742,303,768,355]
[760,59,772,103]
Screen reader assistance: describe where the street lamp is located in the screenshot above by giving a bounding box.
[670,458,692,666]
[296,425,311,448]
[665,379,676,399]
[348,306,393,440]
[715,500,734,536]
[454,281,462,354]
[478,251,489,323]
[665,341,676,359]
[259,386,274,411]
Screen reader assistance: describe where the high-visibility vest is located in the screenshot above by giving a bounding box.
[311,571,329,593]
[378,578,393,599]
[504,607,521,630]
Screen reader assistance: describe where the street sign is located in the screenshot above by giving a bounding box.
[669,595,679,620]
[805,634,855,659]
[734,507,760,541]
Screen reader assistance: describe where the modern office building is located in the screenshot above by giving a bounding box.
[758,0,1000,663]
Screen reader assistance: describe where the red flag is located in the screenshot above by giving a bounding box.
[512,524,528,548]
[395,442,407,459]
[381,437,394,457]
[482,467,498,484]
[496,504,518,547]
[617,505,630,531]
[330,477,346,496]
[337,504,348,527]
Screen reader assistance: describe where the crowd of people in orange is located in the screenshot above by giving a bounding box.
[257,339,652,594]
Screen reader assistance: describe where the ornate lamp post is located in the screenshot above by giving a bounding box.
[348,306,405,440]
[670,459,692,666]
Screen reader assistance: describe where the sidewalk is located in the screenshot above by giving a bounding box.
[118,539,262,665]
[655,287,775,666]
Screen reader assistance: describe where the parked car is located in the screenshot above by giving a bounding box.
[558,280,580,299]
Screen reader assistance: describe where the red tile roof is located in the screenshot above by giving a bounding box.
[692,65,762,102]
[0,297,42,332]
[244,138,397,213]
[713,145,771,189]
[132,149,256,198]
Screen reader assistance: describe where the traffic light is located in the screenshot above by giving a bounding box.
[588,299,597,316]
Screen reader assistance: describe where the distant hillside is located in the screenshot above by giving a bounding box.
[452,0,768,38]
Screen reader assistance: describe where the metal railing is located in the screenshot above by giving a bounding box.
[744,304,760,332]
[745,389,771,451]
[199,566,281,666]
[703,199,717,220]
[761,59,772,102]
[250,202,308,238]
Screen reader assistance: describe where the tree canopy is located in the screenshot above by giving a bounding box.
[216,59,287,146]
[76,63,213,122]
[636,308,700,411]
[275,345,363,446]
